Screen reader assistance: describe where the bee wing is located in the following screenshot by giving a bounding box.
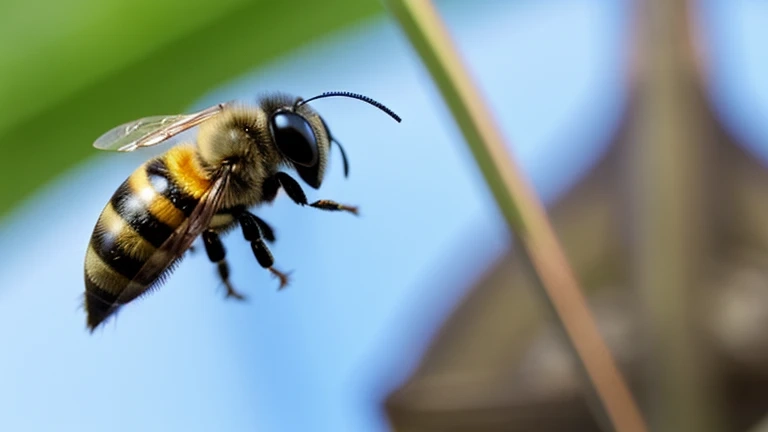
[93,102,229,152]
[115,165,233,305]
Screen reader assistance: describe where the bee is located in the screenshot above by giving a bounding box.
[83,91,401,332]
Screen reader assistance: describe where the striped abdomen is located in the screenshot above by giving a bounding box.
[84,145,211,331]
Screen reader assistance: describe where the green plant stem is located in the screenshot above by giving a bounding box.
[381,1,647,431]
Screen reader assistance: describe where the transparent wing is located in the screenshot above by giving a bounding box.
[93,102,230,152]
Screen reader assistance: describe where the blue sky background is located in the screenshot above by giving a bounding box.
[698,0,768,163]
[1,1,765,431]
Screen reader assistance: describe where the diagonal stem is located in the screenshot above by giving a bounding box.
[381,1,648,431]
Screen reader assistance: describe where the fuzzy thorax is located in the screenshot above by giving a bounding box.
[195,104,282,208]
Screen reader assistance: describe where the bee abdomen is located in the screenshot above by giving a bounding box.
[84,270,120,330]
[84,154,204,329]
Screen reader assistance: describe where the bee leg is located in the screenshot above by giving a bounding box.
[237,210,290,290]
[261,175,282,203]
[227,206,276,243]
[202,230,246,300]
[308,200,359,215]
[252,215,276,243]
[272,172,308,204]
[269,172,358,215]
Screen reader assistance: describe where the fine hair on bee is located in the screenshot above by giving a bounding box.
[83,90,401,332]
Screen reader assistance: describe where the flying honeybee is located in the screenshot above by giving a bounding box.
[83,91,401,331]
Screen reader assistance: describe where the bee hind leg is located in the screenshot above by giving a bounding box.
[236,210,291,290]
[202,230,246,300]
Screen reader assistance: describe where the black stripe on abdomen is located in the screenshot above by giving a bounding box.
[90,223,145,280]
[145,158,199,217]
[110,180,174,248]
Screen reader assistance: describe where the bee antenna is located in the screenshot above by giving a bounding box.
[320,118,350,177]
[298,91,402,123]
[332,137,350,177]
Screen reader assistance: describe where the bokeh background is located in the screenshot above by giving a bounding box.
[1,0,767,431]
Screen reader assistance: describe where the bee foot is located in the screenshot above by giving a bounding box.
[224,283,246,301]
[309,200,359,215]
[269,267,291,290]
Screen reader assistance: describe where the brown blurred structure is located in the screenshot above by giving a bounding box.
[383,1,768,431]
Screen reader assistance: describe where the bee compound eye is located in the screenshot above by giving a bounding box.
[269,112,319,167]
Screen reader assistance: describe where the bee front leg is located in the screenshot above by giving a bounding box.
[202,230,246,300]
[237,210,291,290]
[267,172,358,215]
[307,200,359,215]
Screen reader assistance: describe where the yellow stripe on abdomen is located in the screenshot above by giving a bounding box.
[85,245,132,296]
[128,165,186,229]
[162,145,212,200]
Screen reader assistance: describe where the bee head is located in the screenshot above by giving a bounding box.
[266,97,329,189]
[266,91,401,189]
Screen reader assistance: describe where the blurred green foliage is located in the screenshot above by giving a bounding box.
[0,0,384,218]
